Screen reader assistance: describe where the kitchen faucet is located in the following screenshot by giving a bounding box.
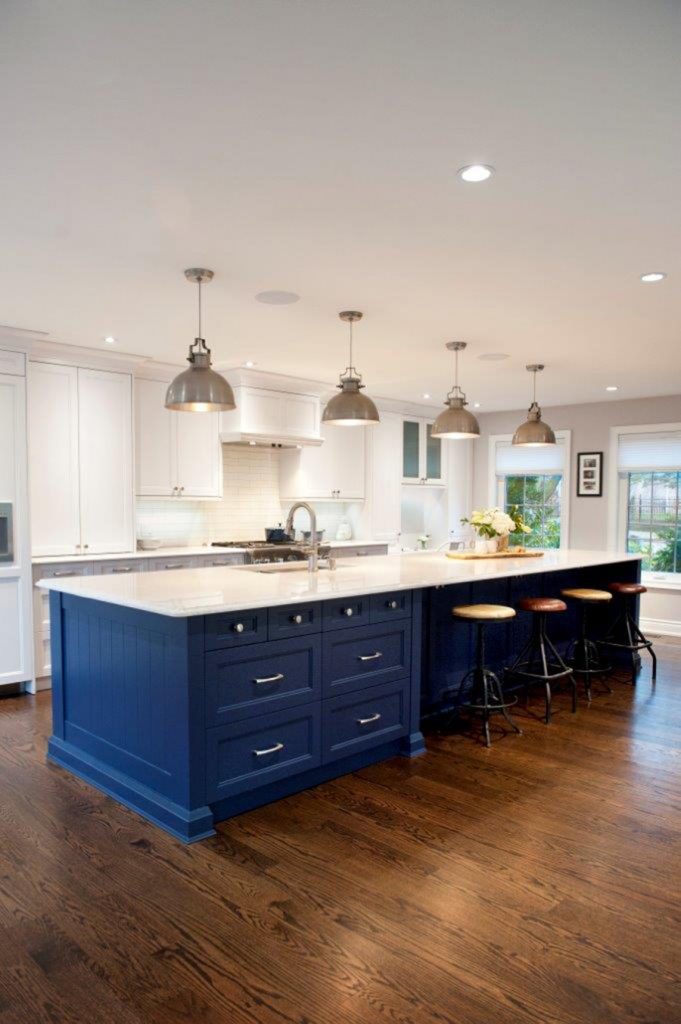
[285,501,319,572]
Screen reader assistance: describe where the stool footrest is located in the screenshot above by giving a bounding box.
[506,663,573,683]
[462,696,519,713]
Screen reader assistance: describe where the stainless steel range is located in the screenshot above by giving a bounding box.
[211,541,309,565]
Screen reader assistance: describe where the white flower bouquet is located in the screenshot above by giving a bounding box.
[461,506,532,553]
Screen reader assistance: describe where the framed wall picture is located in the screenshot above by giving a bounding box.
[577,451,603,497]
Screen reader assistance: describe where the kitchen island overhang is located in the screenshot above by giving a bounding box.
[40,550,642,842]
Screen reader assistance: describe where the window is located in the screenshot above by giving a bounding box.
[489,432,571,549]
[612,425,681,582]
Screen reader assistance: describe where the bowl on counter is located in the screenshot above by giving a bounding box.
[137,538,162,550]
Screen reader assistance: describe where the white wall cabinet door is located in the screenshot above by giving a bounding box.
[78,369,134,554]
[367,412,402,543]
[28,362,81,556]
[401,417,446,486]
[176,411,222,497]
[135,378,176,496]
[0,372,33,688]
[279,424,365,500]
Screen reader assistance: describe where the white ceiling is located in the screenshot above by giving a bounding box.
[1,0,680,411]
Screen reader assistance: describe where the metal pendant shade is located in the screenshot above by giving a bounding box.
[512,364,556,446]
[165,269,236,413]
[322,311,380,426]
[431,341,480,439]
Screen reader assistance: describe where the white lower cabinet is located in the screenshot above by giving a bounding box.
[135,378,222,498]
[29,362,134,556]
[279,423,365,500]
[32,561,94,683]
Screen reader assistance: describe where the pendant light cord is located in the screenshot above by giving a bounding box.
[198,277,202,339]
[533,367,537,404]
[348,317,353,371]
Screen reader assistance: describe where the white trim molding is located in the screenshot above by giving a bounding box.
[640,616,681,639]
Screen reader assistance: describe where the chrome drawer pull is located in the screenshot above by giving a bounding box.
[253,673,284,685]
[53,571,77,578]
[387,600,399,609]
[164,563,184,569]
[342,607,354,617]
[358,651,383,662]
[290,614,303,625]
[112,567,132,573]
[233,622,245,633]
[357,713,382,726]
[253,742,284,757]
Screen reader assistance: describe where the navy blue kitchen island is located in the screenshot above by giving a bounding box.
[43,551,642,842]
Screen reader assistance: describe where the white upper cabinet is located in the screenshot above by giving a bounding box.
[219,386,320,444]
[401,417,446,486]
[279,423,365,501]
[78,369,134,553]
[366,412,402,543]
[135,377,222,498]
[28,362,134,557]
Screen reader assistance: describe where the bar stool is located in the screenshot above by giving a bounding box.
[598,582,657,681]
[450,604,522,747]
[560,588,613,700]
[505,597,577,723]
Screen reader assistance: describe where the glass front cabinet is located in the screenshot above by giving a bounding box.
[401,417,446,486]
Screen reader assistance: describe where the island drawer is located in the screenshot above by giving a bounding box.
[322,596,370,631]
[205,636,321,724]
[268,602,322,641]
[205,608,268,650]
[322,678,409,763]
[205,704,321,801]
[369,590,412,623]
[322,621,411,697]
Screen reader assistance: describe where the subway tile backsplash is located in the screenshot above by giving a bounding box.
[136,446,350,545]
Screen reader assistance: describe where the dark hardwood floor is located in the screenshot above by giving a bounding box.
[0,645,679,1024]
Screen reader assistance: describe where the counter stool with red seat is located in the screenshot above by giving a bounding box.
[505,596,578,724]
[560,588,613,700]
[450,603,523,747]
[598,582,657,681]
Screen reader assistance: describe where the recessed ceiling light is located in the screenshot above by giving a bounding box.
[255,290,300,304]
[478,352,509,361]
[473,402,481,408]
[640,272,666,283]
[458,164,494,183]
[104,335,116,344]
[248,440,257,446]
[605,385,619,392]
[243,360,256,368]
[423,393,431,399]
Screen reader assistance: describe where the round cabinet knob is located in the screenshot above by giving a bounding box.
[233,622,245,634]
[387,600,398,610]
[291,614,303,625]
[342,607,354,617]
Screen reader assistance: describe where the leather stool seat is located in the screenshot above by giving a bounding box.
[452,604,516,621]
[609,582,647,596]
[561,588,612,603]
[518,596,567,614]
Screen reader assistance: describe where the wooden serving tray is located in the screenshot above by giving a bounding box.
[445,548,544,560]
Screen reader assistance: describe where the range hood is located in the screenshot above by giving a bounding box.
[219,384,324,448]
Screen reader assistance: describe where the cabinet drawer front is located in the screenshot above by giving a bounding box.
[205,636,321,724]
[33,562,94,582]
[205,609,268,650]
[268,602,321,641]
[322,596,370,631]
[206,705,321,801]
[323,679,409,763]
[322,622,411,697]
[369,590,412,623]
[94,560,146,576]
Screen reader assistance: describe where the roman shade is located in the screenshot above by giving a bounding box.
[495,436,567,475]
[617,429,681,472]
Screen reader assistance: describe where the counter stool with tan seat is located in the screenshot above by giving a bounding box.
[560,588,613,701]
[505,597,577,724]
[598,582,657,681]
[450,603,523,747]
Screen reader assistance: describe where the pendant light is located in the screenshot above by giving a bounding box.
[165,269,236,413]
[322,311,380,426]
[512,364,556,446]
[431,341,480,439]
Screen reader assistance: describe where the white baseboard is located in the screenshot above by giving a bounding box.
[640,616,681,638]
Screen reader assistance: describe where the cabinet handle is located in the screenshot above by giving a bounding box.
[164,563,184,569]
[111,567,132,573]
[357,713,381,726]
[53,571,77,578]
[212,560,231,566]
[386,600,399,609]
[341,607,354,617]
[253,742,284,757]
[172,486,178,495]
[233,622,245,633]
[179,486,185,494]
[358,651,383,662]
[83,544,89,550]
[290,613,303,625]
[253,673,285,685]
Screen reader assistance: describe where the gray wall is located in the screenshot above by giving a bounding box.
[473,393,681,550]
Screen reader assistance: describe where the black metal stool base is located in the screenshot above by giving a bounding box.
[598,599,657,682]
[565,602,612,701]
[506,612,578,724]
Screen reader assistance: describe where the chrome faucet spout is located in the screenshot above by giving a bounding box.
[285,501,319,572]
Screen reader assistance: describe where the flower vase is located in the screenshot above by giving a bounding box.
[497,535,509,552]
[474,538,488,554]
[486,538,499,554]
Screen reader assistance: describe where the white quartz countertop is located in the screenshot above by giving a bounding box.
[31,539,388,566]
[37,549,641,618]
